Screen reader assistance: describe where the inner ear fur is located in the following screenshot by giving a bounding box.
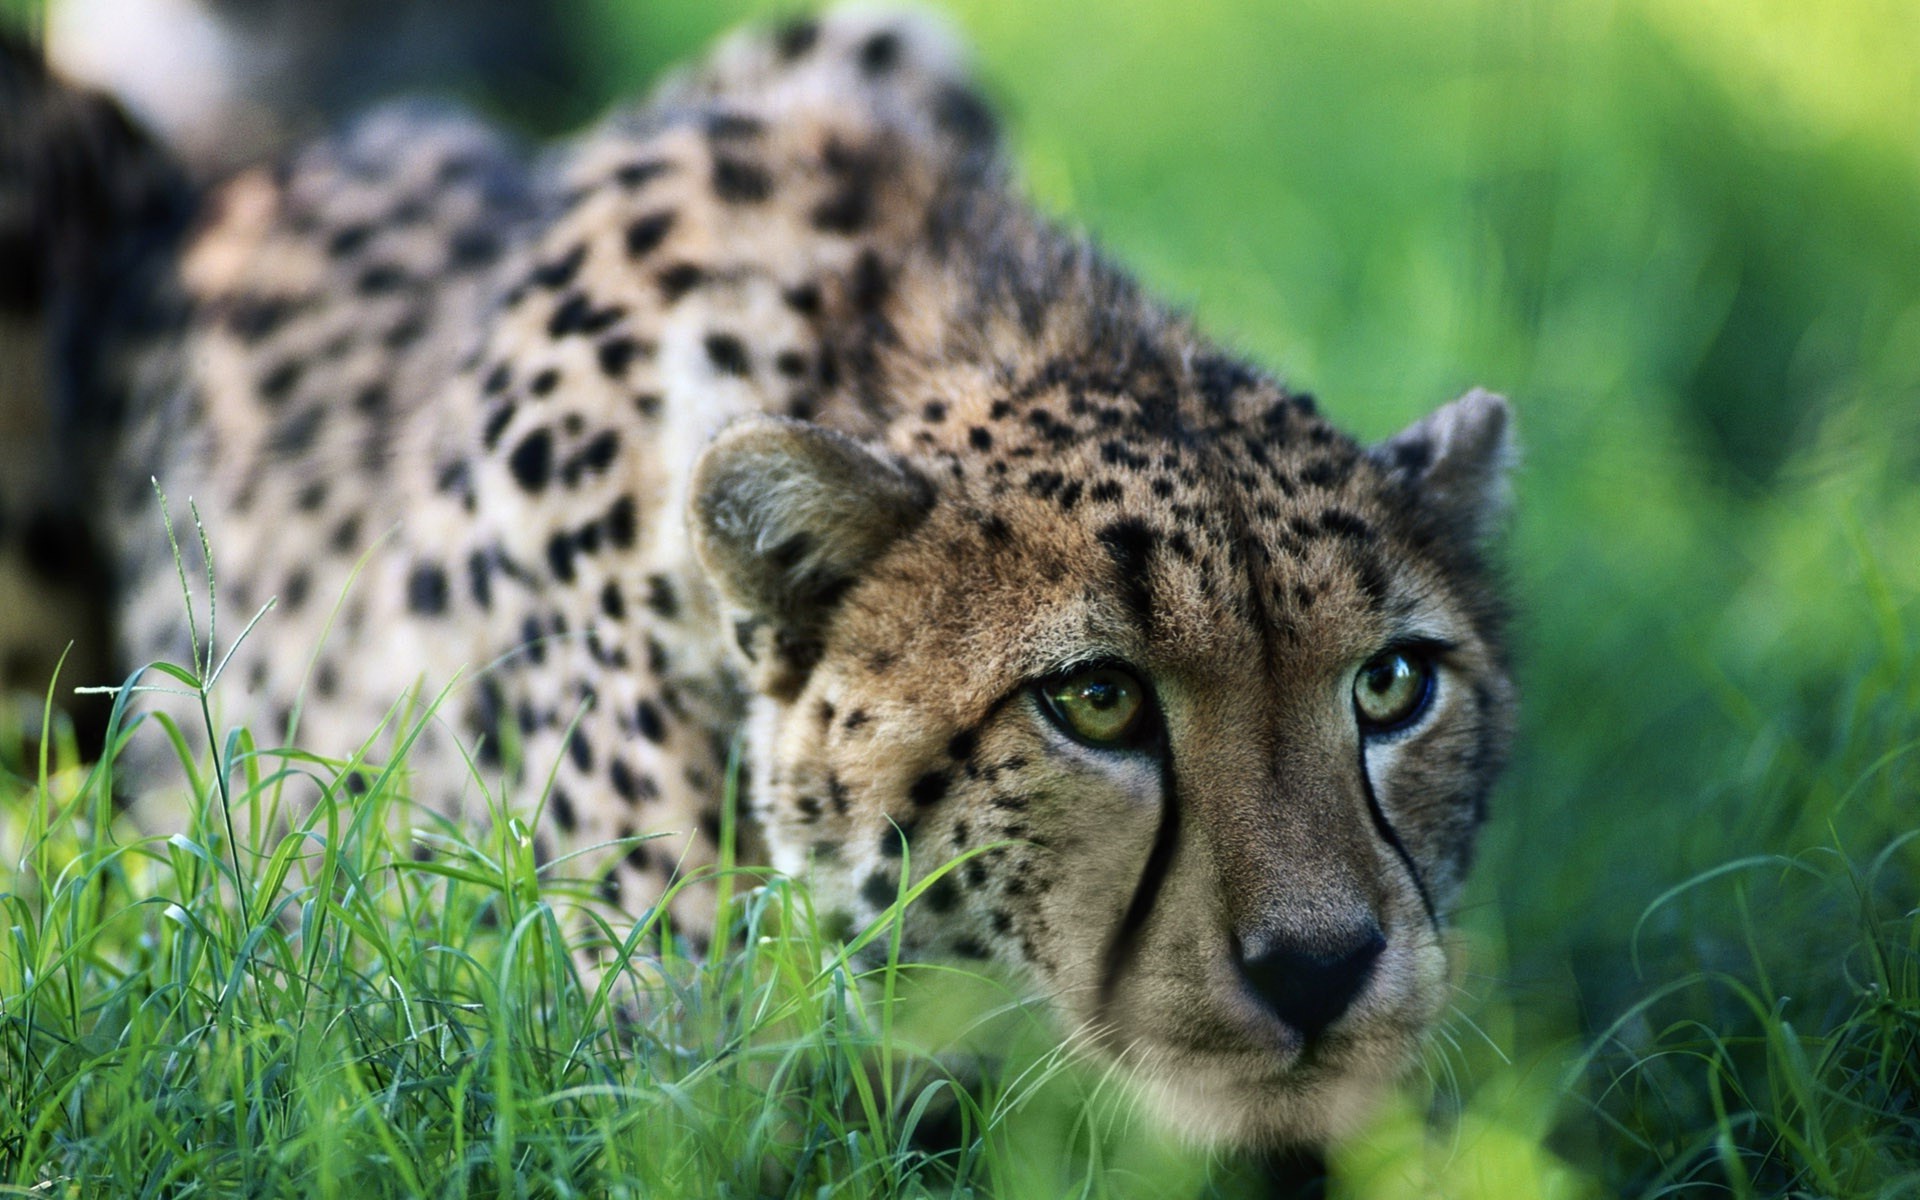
[689,415,934,697]
[1370,388,1513,545]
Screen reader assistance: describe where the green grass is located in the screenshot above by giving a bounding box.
[5,0,1920,1194]
[0,646,1214,1197]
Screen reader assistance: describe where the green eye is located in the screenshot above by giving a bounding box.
[1041,667,1151,747]
[1353,650,1435,733]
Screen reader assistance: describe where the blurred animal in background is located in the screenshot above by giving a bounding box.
[43,0,572,176]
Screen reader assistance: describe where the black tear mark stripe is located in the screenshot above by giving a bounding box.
[1357,745,1439,930]
[1098,747,1182,1013]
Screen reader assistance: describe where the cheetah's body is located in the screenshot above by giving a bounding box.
[70,11,1515,1147]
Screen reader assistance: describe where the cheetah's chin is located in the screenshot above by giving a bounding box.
[1125,1039,1413,1149]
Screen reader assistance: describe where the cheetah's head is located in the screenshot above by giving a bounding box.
[689,379,1514,1149]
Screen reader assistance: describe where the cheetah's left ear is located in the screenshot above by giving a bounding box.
[1370,388,1514,545]
[690,415,935,701]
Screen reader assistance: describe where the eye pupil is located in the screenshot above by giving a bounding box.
[1041,667,1151,747]
[1353,650,1433,733]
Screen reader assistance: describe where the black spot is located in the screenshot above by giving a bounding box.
[295,480,328,512]
[355,382,389,413]
[932,84,997,145]
[624,211,675,258]
[257,360,303,405]
[330,515,362,553]
[850,250,888,312]
[946,729,978,762]
[953,937,990,960]
[812,183,871,235]
[225,294,300,342]
[546,532,576,582]
[922,402,947,423]
[634,393,662,418]
[774,350,809,379]
[704,333,751,376]
[551,787,577,833]
[1098,518,1157,632]
[549,293,626,340]
[645,574,679,620]
[924,876,958,913]
[1025,470,1063,498]
[1302,459,1342,489]
[528,244,586,290]
[328,223,373,257]
[706,111,764,139]
[610,759,641,803]
[635,700,665,744]
[448,228,501,271]
[283,569,311,610]
[776,18,819,59]
[530,368,560,396]
[597,338,641,379]
[1088,480,1123,504]
[605,496,638,548]
[568,731,593,773]
[468,550,494,610]
[859,31,901,74]
[600,580,625,620]
[909,770,949,808]
[968,427,992,451]
[615,160,670,188]
[356,263,407,295]
[711,157,772,203]
[407,562,449,614]
[862,871,898,910]
[269,405,325,457]
[508,429,554,491]
[384,311,428,349]
[435,458,471,496]
[843,709,870,732]
[783,283,821,315]
[1353,552,1392,611]
[1319,509,1373,540]
[482,403,517,450]
[571,430,621,479]
[658,263,705,303]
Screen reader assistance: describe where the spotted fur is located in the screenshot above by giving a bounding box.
[19,10,1516,1148]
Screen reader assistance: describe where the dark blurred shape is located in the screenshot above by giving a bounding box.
[0,29,193,754]
[46,0,575,176]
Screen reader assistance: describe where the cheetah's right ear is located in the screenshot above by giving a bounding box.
[1370,388,1514,546]
[690,415,934,701]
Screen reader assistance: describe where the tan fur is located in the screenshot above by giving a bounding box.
[59,8,1514,1147]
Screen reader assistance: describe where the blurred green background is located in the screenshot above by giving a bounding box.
[14,0,1920,1191]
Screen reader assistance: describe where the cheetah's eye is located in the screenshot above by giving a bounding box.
[1040,666,1152,748]
[1353,650,1436,734]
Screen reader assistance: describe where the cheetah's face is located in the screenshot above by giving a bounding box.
[691,388,1514,1147]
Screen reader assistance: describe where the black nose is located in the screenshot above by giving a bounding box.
[1236,922,1386,1041]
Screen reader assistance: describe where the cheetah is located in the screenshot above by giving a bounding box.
[7,9,1515,1149]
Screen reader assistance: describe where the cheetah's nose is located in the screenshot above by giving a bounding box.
[1235,922,1386,1042]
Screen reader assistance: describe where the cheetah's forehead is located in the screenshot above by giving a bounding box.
[871,351,1486,685]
